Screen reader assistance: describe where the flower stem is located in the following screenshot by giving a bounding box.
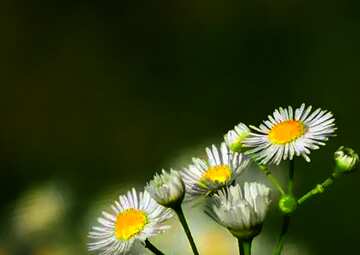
[272,216,290,255]
[145,239,165,255]
[297,172,340,205]
[173,205,200,255]
[238,238,252,255]
[273,160,295,255]
[258,164,285,195]
[288,159,295,194]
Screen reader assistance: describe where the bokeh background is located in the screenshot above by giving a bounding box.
[1,0,360,254]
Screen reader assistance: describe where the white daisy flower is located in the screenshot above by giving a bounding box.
[224,122,251,152]
[145,169,185,207]
[88,188,173,255]
[205,182,271,240]
[182,142,249,200]
[244,103,336,165]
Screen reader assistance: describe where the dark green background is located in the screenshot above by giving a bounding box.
[1,0,359,254]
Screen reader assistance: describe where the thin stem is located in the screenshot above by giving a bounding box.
[273,160,295,255]
[258,164,286,195]
[145,239,165,255]
[272,216,290,255]
[173,205,199,255]
[238,239,252,255]
[297,172,340,205]
[288,160,295,194]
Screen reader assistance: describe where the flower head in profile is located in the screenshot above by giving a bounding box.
[224,122,250,153]
[205,182,271,240]
[244,104,336,165]
[182,143,249,201]
[88,188,173,254]
[145,169,185,208]
[334,146,359,174]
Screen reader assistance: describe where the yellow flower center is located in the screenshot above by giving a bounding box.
[114,208,148,240]
[201,165,232,184]
[268,120,305,144]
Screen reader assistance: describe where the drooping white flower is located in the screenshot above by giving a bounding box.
[206,182,271,240]
[182,143,249,200]
[88,188,173,254]
[146,169,185,207]
[244,104,336,165]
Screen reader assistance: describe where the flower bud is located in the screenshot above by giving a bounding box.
[278,195,297,215]
[145,169,185,208]
[224,123,250,153]
[334,146,359,174]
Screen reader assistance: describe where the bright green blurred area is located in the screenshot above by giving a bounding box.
[1,0,360,254]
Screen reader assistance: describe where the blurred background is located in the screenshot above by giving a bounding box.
[1,0,360,254]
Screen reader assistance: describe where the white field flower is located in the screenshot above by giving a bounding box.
[224,122,250,152]
[145,169,185,207]
[206,182,271,240]
[182,142,249,200]
[244,103,336,165]
[88,188,173,255]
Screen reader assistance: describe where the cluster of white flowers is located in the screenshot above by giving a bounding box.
[88,103,343,255]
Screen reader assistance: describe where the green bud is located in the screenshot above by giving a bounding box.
[278,195,297,215]
[224,123,250,153]
[334,146,359,174]
[229,139,247,153]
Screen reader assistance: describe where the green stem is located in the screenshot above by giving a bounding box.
[173,205,200,255]
[297,172,340,205]
[272,216,290,255]
[238,239,252,255]
[288,160,295,194]
[258,164,286,195]
[145,239,165,255]
[273,160,295,255]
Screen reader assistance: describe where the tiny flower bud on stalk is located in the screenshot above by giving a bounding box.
[334,146,359,174]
